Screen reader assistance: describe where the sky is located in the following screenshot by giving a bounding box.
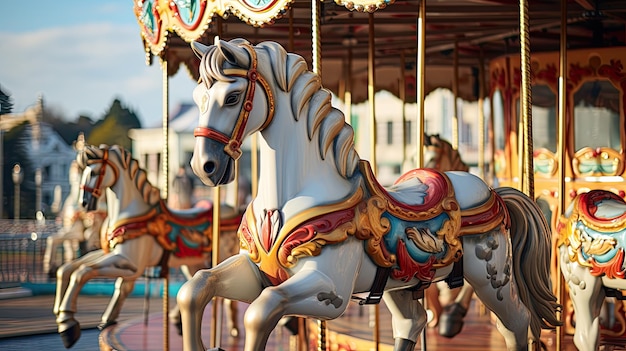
[0,0,198,128]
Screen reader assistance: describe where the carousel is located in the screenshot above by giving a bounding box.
[52,0,626,350]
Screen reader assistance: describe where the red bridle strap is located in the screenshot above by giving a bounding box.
[193,43,275,161]
[80,148,109,198]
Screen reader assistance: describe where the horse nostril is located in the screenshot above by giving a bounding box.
[203,161,216,175]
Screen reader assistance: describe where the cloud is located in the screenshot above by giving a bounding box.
[0,22,195,127]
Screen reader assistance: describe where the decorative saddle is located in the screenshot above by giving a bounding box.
[239,160,509,287]
[558,190,626,279]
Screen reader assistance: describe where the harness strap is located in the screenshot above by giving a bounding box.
[353,266,391,305]
[444,257,464,289]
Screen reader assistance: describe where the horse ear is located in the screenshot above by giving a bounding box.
[191,41,210,59]
[216,38,251,68]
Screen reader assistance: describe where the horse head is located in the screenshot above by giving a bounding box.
[76,144,160,213]
[76,145,120,211]
[189,38,314,187]
[423,134,469,172]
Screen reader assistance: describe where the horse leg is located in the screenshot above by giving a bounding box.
[243,240,362,351]
[382,289,428,350]
[223,298,239,337]
[463,233,530,351]
[99,277,136,329]
[44,233,65,276]
[56,253,140,348]
[424,284,443,327]
[439,281,474,337]
[177,254,264,351]
[53,250,104,315]
[559,245,604,351]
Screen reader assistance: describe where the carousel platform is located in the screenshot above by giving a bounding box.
[97,297,592,351]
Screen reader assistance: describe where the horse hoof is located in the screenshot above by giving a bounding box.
[97,320,117,331]
[438,302,467,338]
[59,320,81,349]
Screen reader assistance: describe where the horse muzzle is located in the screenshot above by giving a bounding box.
[191,136,236,187]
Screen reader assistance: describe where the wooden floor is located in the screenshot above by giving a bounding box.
[97,296,626,351]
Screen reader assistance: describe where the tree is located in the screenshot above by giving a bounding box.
[2,123,36,219]
[0,85,14,115]
[87,99,142,149]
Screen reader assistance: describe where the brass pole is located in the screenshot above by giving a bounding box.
[367,13,381,351]
[288,7,294,52]
[209,18,224,349]
[478,48,486,180]
[162,274,169,351]
[415,0,426,169]
[452,40,459,150]
[488,80,496,186]
[312,3,326,350]
[251,135,258,198]
[417,4,428,350]
[312,0,321,75]
[519,0,534,198]
[400,52,407,171]
[344,46,353,125]
[556,0,568,348]
[161,61,169,201]
[161,57,170,351]
[368,13,377,173]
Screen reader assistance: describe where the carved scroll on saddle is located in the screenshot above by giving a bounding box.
[358,161,463,269]
[458,190,510,236]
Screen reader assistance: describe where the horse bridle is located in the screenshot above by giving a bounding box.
[81,148,118,201]
[193,43,275,161]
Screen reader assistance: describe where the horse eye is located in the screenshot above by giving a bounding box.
[225,93,241,106]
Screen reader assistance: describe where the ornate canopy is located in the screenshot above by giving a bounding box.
[133,0,626,104]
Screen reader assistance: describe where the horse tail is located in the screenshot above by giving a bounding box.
[495,187,562,340]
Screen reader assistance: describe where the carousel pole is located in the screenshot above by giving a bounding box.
[556,0,568,348]
[343,35,354,125]
[415,0,426,169]
[161,55,170,351]
[478,47,486,180]
[519,0,534,199]
[452,40,459,150]
[366,12,382,351]
[400,52,407,171]
[416,1,427,350]
[311,2,327,350]
[488,72,496,186]
[210,18,224,350]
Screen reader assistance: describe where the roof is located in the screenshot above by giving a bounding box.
[135,0,626,103]
[168,103,199,132]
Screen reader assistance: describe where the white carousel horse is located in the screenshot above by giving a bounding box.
[557,189,626,351]
[423,134,476,337]
[43,161,105,276]
[54,144,243,349]
[177,38,560,351]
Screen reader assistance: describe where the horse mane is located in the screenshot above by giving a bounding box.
[198,38,360,179]
[425,134,469,172]
[77,145,161,206]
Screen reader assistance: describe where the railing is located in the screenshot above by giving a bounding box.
[0,219,62,287]
[0,219,188,290]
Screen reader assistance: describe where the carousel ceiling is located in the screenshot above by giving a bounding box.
[134,0,626,103]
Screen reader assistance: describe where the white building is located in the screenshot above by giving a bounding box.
[1,98,78,218]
